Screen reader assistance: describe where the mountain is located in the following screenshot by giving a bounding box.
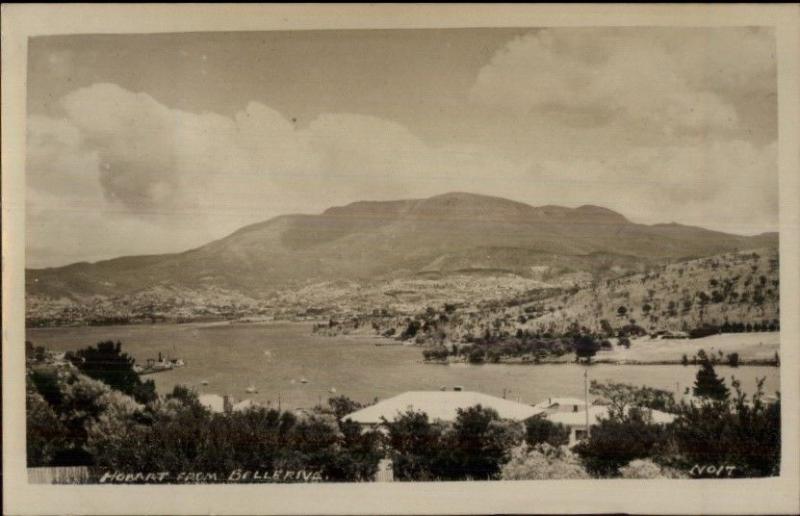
[27,192,778,301]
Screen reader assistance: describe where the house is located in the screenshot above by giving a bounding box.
[232,399,260,412]
[344,390,544,426]
[198,394,233,414]
[533,397,588,414]
[539,400,677,446]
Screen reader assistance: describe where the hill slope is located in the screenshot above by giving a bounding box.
[27,192,777,305]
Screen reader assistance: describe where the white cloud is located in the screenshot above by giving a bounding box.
[526,140,778,234]
[27,83,526,266]
[470,28,774,136]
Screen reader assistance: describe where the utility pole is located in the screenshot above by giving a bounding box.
[584,367,590,438]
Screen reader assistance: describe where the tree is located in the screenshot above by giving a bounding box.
[573,335,600,363]
[617,306,628,318]
[525,417,570,447]
[326,419,383,481]
[442,405,522,480]
[726,352,740,368]
[674,379,780,477]
[399,320,421,340]
[590,381,676,415]
[327,395,364,420]
[384,409,445,481]
[574,407,671,477]
[692,352,730,401]
[26,389,69,466]
[70,341,157,404]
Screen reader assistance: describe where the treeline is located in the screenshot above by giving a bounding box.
[688,319,781,339]
[422,326,613,364]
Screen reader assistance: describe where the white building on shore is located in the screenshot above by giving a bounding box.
[536,397,677,446]
[344,390,545,426]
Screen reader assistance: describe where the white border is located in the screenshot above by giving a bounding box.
[3,4,799,515]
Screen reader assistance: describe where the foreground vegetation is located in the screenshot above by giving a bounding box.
[27,340,780,481]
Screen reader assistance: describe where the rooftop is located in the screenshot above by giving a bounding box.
[533,397,588,410]
[545,405,676,427]
[198,393,226,413]
[344,391,544,424]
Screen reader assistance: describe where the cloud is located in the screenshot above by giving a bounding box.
[470,28,775,138]
[526,140,778,234]
[27,83,526,266]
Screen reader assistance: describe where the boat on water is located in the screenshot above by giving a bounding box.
[137,350,186,375]
[300,378,309,384]
[245,385,258,394]
[329,387,337,394]
[200,380,209,386]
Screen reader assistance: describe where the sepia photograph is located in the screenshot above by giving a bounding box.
[3,4,800,515]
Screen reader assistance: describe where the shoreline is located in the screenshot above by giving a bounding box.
[422,358,779,367]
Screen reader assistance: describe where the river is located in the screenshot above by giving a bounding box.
[27,321,780,409]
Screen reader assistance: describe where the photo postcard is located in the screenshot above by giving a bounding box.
[3,4,799,515]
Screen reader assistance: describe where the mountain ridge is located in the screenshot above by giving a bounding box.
[27,192,778,301]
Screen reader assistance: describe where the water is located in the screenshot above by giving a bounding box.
[27,322,780,409]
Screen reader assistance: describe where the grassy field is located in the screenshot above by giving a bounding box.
[595,331,779,364]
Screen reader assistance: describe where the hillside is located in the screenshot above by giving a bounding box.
[348,247,779,348]
[26,192,778,325]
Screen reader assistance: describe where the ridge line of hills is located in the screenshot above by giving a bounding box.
[26,192,778,326]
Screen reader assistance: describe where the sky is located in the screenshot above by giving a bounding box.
[26,27,778,268]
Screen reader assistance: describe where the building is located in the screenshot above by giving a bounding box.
[539,400,677,446]
[533,397,588,414]
[199,393,231,414]
[344,390,544,426]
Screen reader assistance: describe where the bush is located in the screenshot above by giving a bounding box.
[525,417,570,447]
[501,443,589,480]
[467,348,486,364]
[422,347,449,362]
[574,408,672,477]
[618,459,686,479]
[69,341,157,404]
[674,379,780,477]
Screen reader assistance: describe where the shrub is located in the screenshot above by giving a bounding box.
[501,443,589,480]
[68,341,156,404]
[574,408,672,477]
[674,379,780,478]
[618,458,686,479]
[467,347,486,364]
[525,417,570,447]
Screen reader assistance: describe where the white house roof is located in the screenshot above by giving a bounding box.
[546,405,676,427]
[198,394,226,413]
[232,399,259,412]
[533,397,588,410]
[344,391,544,424]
